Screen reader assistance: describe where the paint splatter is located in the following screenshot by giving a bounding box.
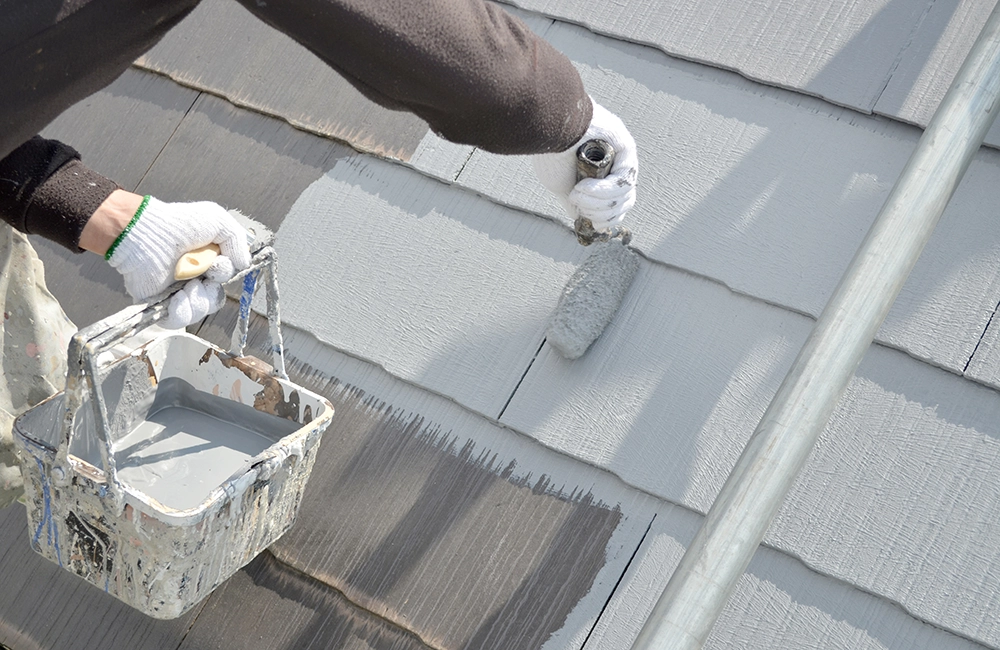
[26,342,39,358]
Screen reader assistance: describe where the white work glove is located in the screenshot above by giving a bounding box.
[532,98,638,231]
[107,197,251,329]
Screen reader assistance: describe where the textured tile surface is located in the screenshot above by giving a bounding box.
[874,1,1000,147]
[178,553,431,650]
[136,0,429,160]
[504,0,932,112]
[270,154,586,417]
[585,503,992,650]
[501,260,1000,645]
[454,20,1000,374]
[135,93,354,234]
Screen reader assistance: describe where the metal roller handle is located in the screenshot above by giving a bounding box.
[573,139,633,246]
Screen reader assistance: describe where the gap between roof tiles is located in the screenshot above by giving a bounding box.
[963,298,1000,374]
[126,64,419,161]
[131,90,202,193]
[579,512,658,649]
[867,0,937,115]
[262,551,445,650]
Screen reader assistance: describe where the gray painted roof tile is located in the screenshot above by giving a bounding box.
[136,0,428,160]
[504,0,933,113]
[452,21,1000,374]
[40,68,198,191]
[193,306,660,650]
[134,92,355,234]
[271,154,586,417]
[874,1,1000,147]
[500,259,1000,645]
[178,553,431,650]
[587,502,992,650]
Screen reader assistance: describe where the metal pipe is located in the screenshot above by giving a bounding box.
[631,3,1000,648]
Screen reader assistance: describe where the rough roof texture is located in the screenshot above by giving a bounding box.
[4,1,1000,649]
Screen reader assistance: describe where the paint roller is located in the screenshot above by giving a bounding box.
[546,140,640,359]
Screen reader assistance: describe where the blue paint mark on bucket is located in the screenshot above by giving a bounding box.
[240,270,260,321]
[31,457,61,565]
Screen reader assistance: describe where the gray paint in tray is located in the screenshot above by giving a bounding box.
[112,377,300,511]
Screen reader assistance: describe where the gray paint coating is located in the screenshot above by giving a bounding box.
[114,378,298,512]
[12,0,1000,646]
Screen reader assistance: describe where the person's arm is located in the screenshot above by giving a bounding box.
[79,190,145,255]
[0,137,251,329]
[0,137,120,251]
[237,0,592,155]
[238,0,637,230]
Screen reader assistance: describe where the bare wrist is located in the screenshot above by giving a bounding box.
[80,189,144,255]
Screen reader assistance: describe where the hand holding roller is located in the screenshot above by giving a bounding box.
[573,139,632,246]
[546,138,640,359]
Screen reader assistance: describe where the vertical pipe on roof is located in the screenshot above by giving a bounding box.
[631,2,1000,649]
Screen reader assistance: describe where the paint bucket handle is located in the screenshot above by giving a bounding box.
[54,247,285,508]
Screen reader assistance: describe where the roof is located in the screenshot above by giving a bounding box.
[3,0,1000,648]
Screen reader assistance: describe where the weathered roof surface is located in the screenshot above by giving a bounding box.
[4,1,1000,649]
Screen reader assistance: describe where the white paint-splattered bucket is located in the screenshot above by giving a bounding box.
[13,247,333,619]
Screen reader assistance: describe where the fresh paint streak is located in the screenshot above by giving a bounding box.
[270,155,586,418]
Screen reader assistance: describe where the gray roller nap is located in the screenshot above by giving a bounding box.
[547,239,640,359]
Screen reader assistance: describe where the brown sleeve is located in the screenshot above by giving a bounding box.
[25,160,120,252]
[237,0,592,155]
[0,137,118,252]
